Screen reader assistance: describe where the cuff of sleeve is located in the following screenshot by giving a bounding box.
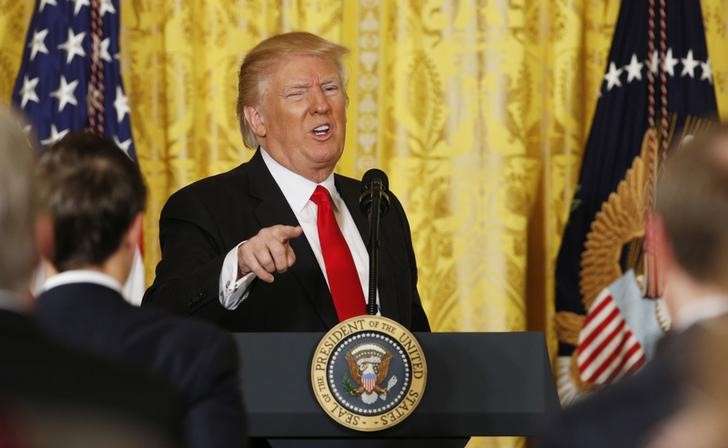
[219,242,256,310]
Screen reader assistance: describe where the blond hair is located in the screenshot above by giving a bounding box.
[0,108,39,292]
[236,32,349,149]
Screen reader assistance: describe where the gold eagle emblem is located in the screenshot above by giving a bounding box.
[344,343,398,404]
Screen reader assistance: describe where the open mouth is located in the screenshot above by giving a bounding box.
[311,124,332,139]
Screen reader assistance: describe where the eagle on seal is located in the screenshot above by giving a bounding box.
[345,343,398,404]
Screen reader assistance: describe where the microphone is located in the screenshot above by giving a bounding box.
[359,169,390,316]
[359,169,390,216]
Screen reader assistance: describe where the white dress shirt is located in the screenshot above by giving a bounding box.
[41,270,124,295]
[672,294,728,331]
[31,254,144,306]
[219,148,377,311]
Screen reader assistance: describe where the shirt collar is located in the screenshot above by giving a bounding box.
[41,270,124,295]
[674,294,728,331]
[260,147,337,213]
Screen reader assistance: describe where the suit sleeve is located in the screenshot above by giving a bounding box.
[183,331,248,448]
[142,187,232,323]
[392,194,431,332]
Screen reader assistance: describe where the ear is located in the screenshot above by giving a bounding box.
[243,105,266,138]
[34,212,54,261]
[647,211,675,271]
[125,212,144,250]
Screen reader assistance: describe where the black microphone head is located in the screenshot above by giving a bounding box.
[361,168,389,192]
[359,168,390,215]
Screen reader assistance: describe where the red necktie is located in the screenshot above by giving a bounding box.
[310,185,366,321]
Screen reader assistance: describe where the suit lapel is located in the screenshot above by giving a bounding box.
[248,151,339,328]
[334,176,402,323]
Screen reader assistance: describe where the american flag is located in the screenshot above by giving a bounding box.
[576,287,646,385]
[12,0,145,304]
[12,0,135,157]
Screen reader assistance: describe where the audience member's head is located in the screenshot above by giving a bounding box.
[0,120,178,447]
[0,108,39,294]
[654,126,728,317]
[656,125,728,285]
[37,132,146,279]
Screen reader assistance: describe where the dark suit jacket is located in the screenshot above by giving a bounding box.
[35,283,247,448]
[143,149,430,332]
[0,307,182,444]
[537,327,701,448]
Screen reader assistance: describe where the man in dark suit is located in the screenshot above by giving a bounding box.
[143,32,430,333]
[539,127,728,448]
[0,108,181,447]
[34,132,248,448]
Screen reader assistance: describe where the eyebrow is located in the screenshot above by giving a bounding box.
[283,82,313,90]
[279,77,341,96]
[283,77,339,89]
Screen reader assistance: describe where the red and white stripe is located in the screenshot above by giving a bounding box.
[362,373,376,393]
[576,288,646,385]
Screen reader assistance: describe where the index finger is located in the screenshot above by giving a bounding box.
[272,225,303,242]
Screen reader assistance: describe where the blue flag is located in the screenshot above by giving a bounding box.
[11,0,136,160]
[555,0,718,357]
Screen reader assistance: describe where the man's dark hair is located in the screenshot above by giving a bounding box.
[38,132,146,271]
[656,125,728,288]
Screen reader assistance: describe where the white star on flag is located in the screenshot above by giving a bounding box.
[680,50,699,78]
[58,29,86,64]
[604,62,622,91]
[98,37,112,62]
[50,76,79,112]
[40,125,69,146]
[662,48,678,77]
[28,29,49,61]
[39,0,57,12]
[624,54,643,82]
[113,136,133,155]
[114,86,130,123]
[701,59,713,84]
[19,76,40,108]
[72,0,90,15]
[100,0,117,16]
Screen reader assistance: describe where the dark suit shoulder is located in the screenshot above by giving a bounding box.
[0,309,183,440]
[35,286,243,448]
[121,302,237,367]
[38,286,237,383]
[538,355,682,448]
[333,172,362,188]
[163,161,252,217]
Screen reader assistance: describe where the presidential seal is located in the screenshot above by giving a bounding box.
[311,315,427,431]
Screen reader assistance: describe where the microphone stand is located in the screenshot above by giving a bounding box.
[366,179,384,316]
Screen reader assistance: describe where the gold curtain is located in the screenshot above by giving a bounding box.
[2,1,728,447]
[115,1,621,343]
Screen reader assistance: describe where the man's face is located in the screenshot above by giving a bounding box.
[254,54,347,182]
